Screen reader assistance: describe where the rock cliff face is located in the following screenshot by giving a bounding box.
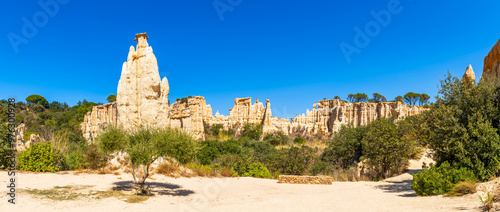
[483,39,500,81]
[81,102,117,141]
[290,99,425,135]
[80,33,427,141]
[169,96,213,140]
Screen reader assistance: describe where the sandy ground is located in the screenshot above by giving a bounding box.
[0,154,486,212]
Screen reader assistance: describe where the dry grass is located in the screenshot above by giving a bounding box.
[188,163,218,177]
[330,168,372,182]
[20,185,150,203]
[447,180,477,196]
[156,161,180,176]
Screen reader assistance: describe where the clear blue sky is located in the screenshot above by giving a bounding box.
[2,0,499,118]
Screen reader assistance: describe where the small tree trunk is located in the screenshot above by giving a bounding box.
[132,164,149,194]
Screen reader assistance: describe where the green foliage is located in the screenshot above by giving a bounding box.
[293,137,307,145]
[24,131,38,141]
[263,131,288,146]
[197,140,241,165]
[334,96,341,100]
[0,123,13,169]
[83,143,109,170]
[240,123,262,140]
[412,161,476,196]
[17,143,62,172]
[242,162,272,178]
[26,94,49,108]
[403,92,420,106]
[96,127,127,154]
[425,73,500,181]
[322,124,366,169]
[362,117,418,179]
[63,149,86,170]
[107,95,117,103]
[395,96,403,102]
[347,93,369,103]
[371,93,387,103]
[266,146,317,175]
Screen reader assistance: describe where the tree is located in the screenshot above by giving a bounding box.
[371,93,387,103]
[419,93,430,106]
[107,95,117,103]
[362,118,417,179]
[26,94,49,108]
[321,124,367,169]
[425,72,500,181]
[347,93,369,103]
[240,123,263,140]
[403,92,420,106]
[334,96,341,100]
[96,126,198,193]
[347,94,355,103]
[395,96,404,103]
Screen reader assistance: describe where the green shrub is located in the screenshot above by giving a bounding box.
[240,123,262,140]
[293,137,307,145]
[362,117,418,179]
[263,131,288,146]
[18,143,62,172]
[412,161,476,196]
[63,149,86,170]
[197,140,241,165]
[84,143,110,170]
[321,124,366,169]
[425,73,500,181]
[265,146,317,175]
[242,162,272,178]
[0,123,13,169]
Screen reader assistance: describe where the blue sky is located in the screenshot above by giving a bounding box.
[1,0,499,118]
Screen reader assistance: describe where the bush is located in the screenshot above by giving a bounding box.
[0,123,13,169]
[263,132,288,146]
[242,162,272,178]
[84,143,110,170]
[425,73,500,181]
[293,137,307,145]
[362,117,418,179]
[265,146,317,175]
[63,149,86,170]
[240,123,262,140]
[321,124,366,169]
[447,180,476,196]
[18,143,62,172]
[412,161,476,196]
[197,140,240,165]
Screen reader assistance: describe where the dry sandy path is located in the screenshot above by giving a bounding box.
[0,170,482,212]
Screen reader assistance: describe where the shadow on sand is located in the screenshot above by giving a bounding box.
[112,181,195,197]
[374,169,426,197]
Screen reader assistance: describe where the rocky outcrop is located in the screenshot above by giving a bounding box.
[169,96,213,140]
[13,123,46,151]
[116,33,170,130]
[81,102,117,142]
[463,65,475,84]
[483,39,500,81]
[80,33,427,141]
[290,99,426,135]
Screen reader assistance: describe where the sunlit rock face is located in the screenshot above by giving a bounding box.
[80,33,427,141]
[116,33,170,131]
[483,39,500,81]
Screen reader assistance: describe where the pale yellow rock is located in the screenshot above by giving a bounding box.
[463,64,475,84]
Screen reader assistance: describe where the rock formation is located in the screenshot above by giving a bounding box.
[80,33,428,141]
[81,102,117,141]
[463,65,475,84]
[483,39,500,81]
[290,99,426,135]
[116,33,170,130]
[14,123,46,151]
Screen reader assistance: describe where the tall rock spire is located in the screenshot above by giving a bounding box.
[116,33,170,130]
[463,64,475,84]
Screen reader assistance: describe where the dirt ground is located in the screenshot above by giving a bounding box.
[0,153,488,211]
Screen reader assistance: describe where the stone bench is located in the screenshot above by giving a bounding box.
[278,175,333,185]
